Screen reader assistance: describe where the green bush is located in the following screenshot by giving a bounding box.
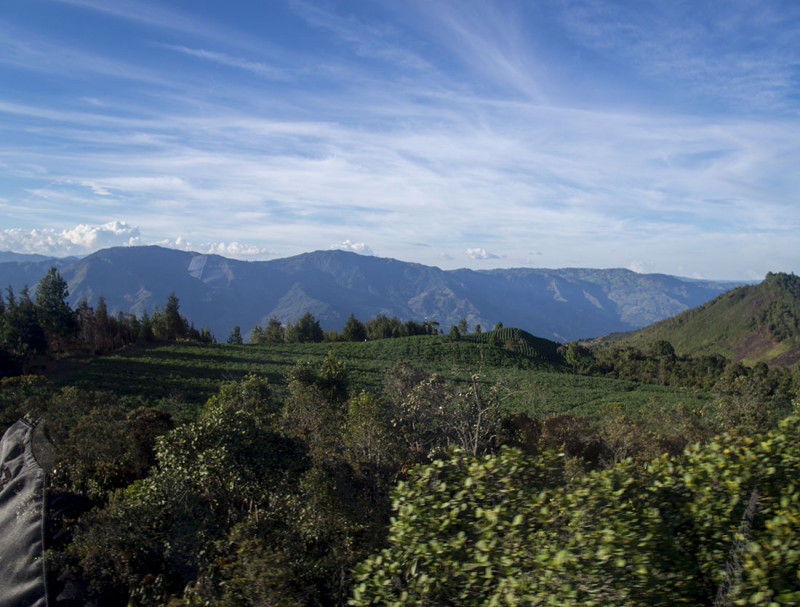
[351,416,800,606]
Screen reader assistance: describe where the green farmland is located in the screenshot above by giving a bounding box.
[55,333,711,425]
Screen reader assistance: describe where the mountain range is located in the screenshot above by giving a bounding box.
[0,246,746,343]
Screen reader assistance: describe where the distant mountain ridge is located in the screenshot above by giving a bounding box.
[594,272,800,366]
[0,251,73,263]
[0,246,747,343]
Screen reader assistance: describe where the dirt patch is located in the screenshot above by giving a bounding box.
[732,327,775,362]
[771,347,800,367]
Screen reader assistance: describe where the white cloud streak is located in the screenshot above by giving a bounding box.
[161,44,287,79]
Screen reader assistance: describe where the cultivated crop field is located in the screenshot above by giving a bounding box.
[56,334,711,425]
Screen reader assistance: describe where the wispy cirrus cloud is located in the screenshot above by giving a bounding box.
[0,21,171,87]
[407,0,548,102]
[160,44,288,79]
[50,0,245,46]
[289,0,432,72]
[556,0,800,114]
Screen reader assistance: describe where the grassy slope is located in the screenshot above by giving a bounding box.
[54,331,710,424]
[596,272,800,366]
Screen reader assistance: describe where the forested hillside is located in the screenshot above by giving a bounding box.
[596,272,800,366]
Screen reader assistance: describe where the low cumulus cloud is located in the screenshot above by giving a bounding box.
[152,237,274,259]
[0,222,276,260]
[466,247,498,260]
[330,240,373,255]
[627,261,648,274]
[0,221,141,256]
[204,241,273,257]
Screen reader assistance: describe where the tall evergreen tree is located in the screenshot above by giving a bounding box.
[264,317,285,344]
[34,267,77,345]
[286,312,324,343]
[228,326,243,345]
[138,310,154,342]
[3,286,46,359]
[341,313,367,341]
[162,292,187,340]
[249,324,265,344]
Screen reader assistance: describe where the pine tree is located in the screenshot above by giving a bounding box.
[341,313,367,341]
[228,326,244,345]
[34,267,77,343]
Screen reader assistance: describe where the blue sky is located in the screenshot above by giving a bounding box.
[1,0,798,279]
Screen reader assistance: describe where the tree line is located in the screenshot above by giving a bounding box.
[240,312,444,345]
[241,313,497,345]
[0,267,212,376]
[562,340,798,414]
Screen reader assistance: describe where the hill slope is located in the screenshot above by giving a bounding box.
[0,246,744,343]
[597,272,800,366]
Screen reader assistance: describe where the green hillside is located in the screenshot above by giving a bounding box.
[463,326,563,361]
[49,330,707,425]
[598,272,800,366]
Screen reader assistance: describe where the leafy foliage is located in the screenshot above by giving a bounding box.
[60,375,309,603]
[352,415,800,606]
[564,339,797,430]
[351,447,567,606]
